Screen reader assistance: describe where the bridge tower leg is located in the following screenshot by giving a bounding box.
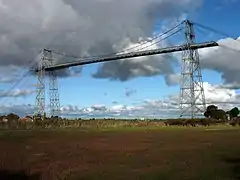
[48,51,60,117]
[35,50,47,119]
[34,49,60,119]
[180,20,206,118]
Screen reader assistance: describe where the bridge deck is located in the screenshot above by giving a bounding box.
[40,41,218,72]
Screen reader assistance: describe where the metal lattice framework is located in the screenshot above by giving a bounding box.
[180,20,206,118]
[35,50,47,118]
[35,49,60,118]
[49,68,60,117]
[34,20,218,119]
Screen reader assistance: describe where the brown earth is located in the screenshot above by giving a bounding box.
[0,127,240,179]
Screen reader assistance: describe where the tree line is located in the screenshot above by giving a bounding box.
[0,104,239,129]
[164,105,240,127]
[204,105,240,120]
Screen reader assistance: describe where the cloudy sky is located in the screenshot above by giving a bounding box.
[0,0,240,118]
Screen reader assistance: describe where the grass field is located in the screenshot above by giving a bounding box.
[0,125,240,180]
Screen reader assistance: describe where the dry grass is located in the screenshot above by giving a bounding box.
[0,126,239,179]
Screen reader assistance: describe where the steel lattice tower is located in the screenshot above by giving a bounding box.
[180,20,206,118]
[35,49,60,118]
[35,50,47,118]
[48,52,60,117]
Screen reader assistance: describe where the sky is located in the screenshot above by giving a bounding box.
[0,0,240,118]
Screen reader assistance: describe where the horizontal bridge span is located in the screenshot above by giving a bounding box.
[43,41,218,71]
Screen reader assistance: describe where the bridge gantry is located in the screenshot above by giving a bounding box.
[34,20,219,119]
[35,49,60,118]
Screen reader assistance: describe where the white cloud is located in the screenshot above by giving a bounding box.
[0,89,35,98]
[165,73,181,86]
[0,104,34,116]
[2,82,240,118]
[199,37,240,84]
[203,82,240,110]
[204,82,236,103]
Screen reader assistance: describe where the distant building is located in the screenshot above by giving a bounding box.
[2,117,8,123]
[19,116,34,122]
[226,114,231,121]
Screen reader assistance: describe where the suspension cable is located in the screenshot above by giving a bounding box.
[48,21,185,62]
[193,21,238,39]
[0,50,42,104]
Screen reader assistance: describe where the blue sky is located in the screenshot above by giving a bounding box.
[1,0,240,118]
[192,0,240,39]
[58,0,238,105]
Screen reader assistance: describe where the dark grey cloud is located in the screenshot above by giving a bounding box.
[0,0,202,81]
[91,105,107,112]
[217,83,240,90]
[93,54,177,81]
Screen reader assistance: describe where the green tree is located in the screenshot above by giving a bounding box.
[204,105,218,118]
[204,111,211,118]
[6,113,19,129]
[211,109,227,120]
[207,105,218,112]
[204,105,226,120]
[228,107,240,119]
[6,113,19,121]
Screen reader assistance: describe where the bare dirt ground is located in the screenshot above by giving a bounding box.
[0,127,240,180]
